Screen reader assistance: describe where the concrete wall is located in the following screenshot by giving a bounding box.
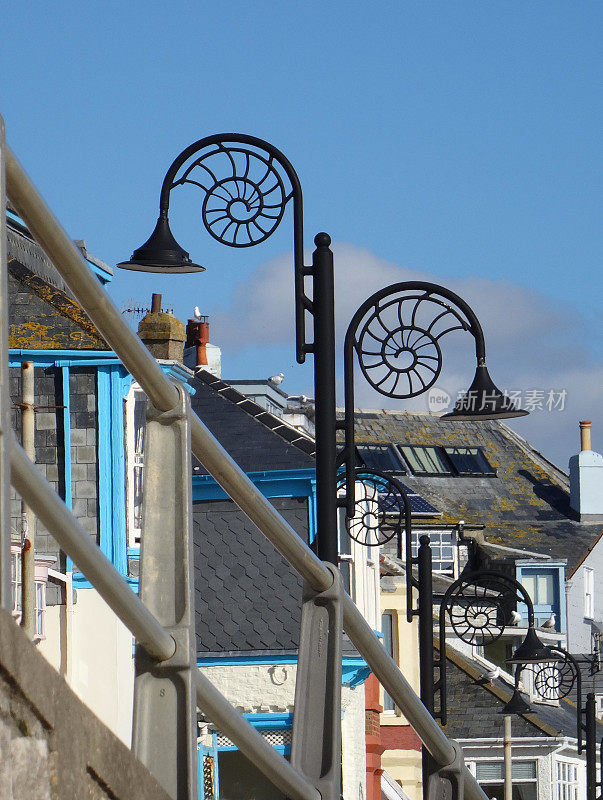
[566,543,603,653]
[201,662,367,800]
[0,606,170,800]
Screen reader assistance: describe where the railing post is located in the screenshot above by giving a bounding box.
[0,115,10,611]
[291,563,343,800]
[132,383,198,800]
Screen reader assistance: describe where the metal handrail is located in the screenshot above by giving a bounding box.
[4,141,488,800]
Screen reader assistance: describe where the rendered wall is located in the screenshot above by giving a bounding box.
[566,545,603,653]
[37,587,135,745]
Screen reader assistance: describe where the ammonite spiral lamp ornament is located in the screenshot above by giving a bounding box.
[117,133,310,365]
[435,569,562,725]
[337,281,527,518]
[336,468,411,552]
[117,133,341,565]
[527,645,584,753]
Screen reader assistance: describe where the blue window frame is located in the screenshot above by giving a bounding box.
[516,563,566,633]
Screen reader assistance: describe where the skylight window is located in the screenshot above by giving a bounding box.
[443,447,496,476]
[399,446,452,476]
[356,444,406,474]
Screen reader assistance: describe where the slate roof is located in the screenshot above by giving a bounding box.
[194,497,307,656]
[340,410,602,572]
[7,215,109,350]
[190,370,315,474]
[189,373,329,656]
[438,641,603,742]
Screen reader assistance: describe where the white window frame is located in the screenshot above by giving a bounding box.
[555,758,580,800]
[10,546,48,640]
[584,567,594,619]
[474,759,538,798]
[125,383,147,548]
[411,529,458,575]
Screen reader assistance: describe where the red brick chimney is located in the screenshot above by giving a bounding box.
[365,673,385,800]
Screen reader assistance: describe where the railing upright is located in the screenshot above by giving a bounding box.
[0,115,10,611]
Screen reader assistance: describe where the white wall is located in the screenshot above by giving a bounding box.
[566,545,603,653]
[38,587,134,745]
[459,737,586,800]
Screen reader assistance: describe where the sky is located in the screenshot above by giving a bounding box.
[2,1,601,468]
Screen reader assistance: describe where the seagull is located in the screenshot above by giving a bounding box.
[480,666,500,683]
[193,306,202,320]
[509,610,522,626]
[540,612,556,630]
[269,372,285,385]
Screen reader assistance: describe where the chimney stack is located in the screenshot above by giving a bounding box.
[137,293,186,361]
[570,421,603,521]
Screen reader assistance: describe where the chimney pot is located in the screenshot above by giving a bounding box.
[580,420,592,452]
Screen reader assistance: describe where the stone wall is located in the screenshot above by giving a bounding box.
[0,606,170,800]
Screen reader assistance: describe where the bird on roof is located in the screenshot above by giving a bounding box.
[509,610,522,626]
[540,612,556,630]
[479,666,500,683]
[193,306,202,320]
[269,372,285,385]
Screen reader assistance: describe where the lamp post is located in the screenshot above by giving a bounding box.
[529,645,600,800]
[118,134,339,562]
[332,283,527,799]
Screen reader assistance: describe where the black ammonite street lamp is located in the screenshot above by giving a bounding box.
[529,645,600,800]
[118,134,340,562]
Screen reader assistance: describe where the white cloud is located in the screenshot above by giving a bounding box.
[211,242,602,468]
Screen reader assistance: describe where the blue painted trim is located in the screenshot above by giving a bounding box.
[110,367,127,575]
[308,478,317,544]
[97,368,113,565]
[96,365,128,577]
[198,654,299,667]
[244,712,293,729]
[62,367,74,574]
[516,563,566,634]
[192,468,316,503]
[9,350,121,367]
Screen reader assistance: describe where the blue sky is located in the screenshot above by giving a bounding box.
[2,2,601,465]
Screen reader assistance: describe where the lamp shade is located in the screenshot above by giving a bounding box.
[442,365,528,421]
[500,688,532,716]
[117,216,205,274]
[506,627,564,665]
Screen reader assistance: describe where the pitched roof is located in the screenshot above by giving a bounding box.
[341,410,602,572]
[190,370,315,473]
[437,641,603,742]
[7,217,109,350]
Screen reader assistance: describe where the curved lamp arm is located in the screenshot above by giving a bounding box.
[338,281,487,516]
[437,570,543,726]
[124,133,312,364]
[529,645,583,753]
